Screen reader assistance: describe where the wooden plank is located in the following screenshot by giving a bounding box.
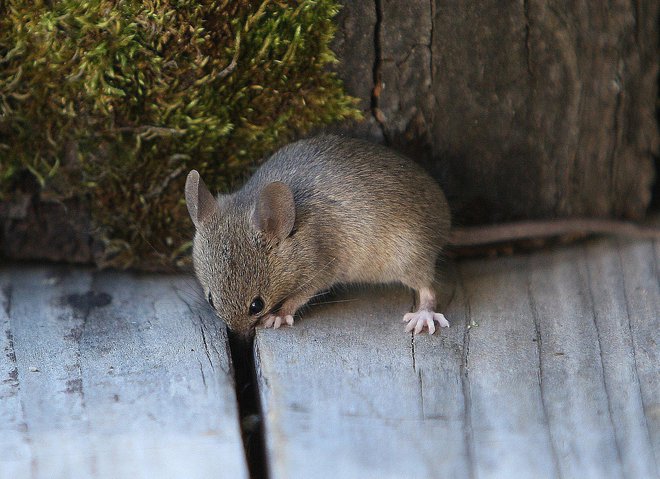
[584,240,659,478]
[617,240,660,470]
[255,239,659,478]
[255,285,471,479]
[0,266,248,479]
[528,244,625,479]
[458,255,560,478]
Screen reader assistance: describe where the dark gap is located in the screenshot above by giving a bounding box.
[651,69,659,212]
[370,0,387,142]
[228,331,269,479]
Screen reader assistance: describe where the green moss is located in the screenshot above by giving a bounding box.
[0,0,360,269]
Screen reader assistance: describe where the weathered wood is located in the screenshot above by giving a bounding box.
[255,285,470,479]
[0,266,248,479]
[580,240,658,477]
[458,256,560,477]
[528,246,626,478]
[255,239,659,478]
[617,240,660,466]
[334,0,658,223]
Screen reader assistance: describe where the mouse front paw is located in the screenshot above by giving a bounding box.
[403,310,449,335]
[261,313,295,329]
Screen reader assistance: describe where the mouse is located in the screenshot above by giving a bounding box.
[186,134,660,337]
[185,134,451,336]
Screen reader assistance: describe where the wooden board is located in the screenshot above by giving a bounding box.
[255,239,659,479]
[0,266,248,479]
[333,0,658,224]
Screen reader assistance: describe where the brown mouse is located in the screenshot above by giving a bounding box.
[185,135,451,336]
[186,135,660,337]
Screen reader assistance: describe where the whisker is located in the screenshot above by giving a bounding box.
[173,282,203,299]
[172,287,204,306]
[312,298,361,305]
[170,275,205,304]
[307,290,332,299]
[138,231,187,274]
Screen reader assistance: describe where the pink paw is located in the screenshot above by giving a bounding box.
[262,313,294,329]
[403,310,449,335]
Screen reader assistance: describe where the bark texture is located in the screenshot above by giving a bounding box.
[333,0,659,224]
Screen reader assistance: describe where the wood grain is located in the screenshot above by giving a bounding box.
[2,238,657,478]
[0,266,247,479]
[255,239,659,479]
[334,0,658,223]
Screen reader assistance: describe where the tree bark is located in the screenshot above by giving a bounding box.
[333,0,658,224]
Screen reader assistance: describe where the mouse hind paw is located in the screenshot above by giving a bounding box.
[403,310,449,335]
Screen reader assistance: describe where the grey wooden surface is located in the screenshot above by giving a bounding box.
[2,239,658,479]
[0,267,248,479]
[255,238,659,479]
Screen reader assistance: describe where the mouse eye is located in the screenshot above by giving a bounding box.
[249,297,265,316]
[207,291,216,310]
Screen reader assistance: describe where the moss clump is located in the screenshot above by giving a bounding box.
[0,0,360,269]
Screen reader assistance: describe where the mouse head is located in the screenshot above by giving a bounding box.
[185,170,298,336]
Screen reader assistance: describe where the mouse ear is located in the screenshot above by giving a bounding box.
[252,181,295,242]
[185,170,220,228]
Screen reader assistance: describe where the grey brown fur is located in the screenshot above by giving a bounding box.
[186,135,450,335]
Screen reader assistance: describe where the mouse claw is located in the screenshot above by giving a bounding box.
[433,312,450,328]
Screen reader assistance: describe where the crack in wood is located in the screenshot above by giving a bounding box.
[410,334,416,371]
[198,359,207,391]
[2,284,19,396]
[616,241,660,476]
[526,260,563,478]
[394,43,429,69]
[199,323,216,372]
[229,332,269,479]
[581,246,625,471]
[174,286,233,376]
[632,0,641,46]
[2,285,16,367]
[428,0,434,81]
[417,368,425,420]
[457,267,476,479]
[371,0,387,138]
[1,279,31,445]
[523,0,534,79]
